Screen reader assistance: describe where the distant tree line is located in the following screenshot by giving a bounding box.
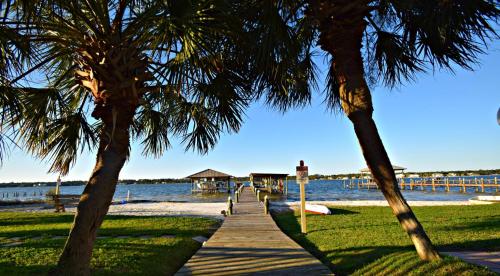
[0,178,190,188]
[1,169,498,188]
[0,180,86,188]
[325,169,500,179]
[406,169,500,177]
[119,178,190,184]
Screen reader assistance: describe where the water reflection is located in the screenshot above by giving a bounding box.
[1,179,491,203]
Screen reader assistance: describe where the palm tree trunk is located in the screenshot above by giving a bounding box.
[52,104,135,275]
[318,16,440,260]
[348,111,440,260]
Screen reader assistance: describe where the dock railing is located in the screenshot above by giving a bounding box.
[344,176,499,193]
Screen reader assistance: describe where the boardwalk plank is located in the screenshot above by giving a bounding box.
[176,187,332,275]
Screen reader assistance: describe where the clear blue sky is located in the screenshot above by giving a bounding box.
[1,43,499,182]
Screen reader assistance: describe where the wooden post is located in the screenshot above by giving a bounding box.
[235,191,239,203]
[55,175,61,196]
[481,178,485,193]
[401,178,405,190]
[264,195,269,214]
[432,178,435,192]
[446,178,450,192]
[421,178,424,191]
[227,196,233,216]
[285,177,288,195]
[296,160,308,234]
[257,190,260,202]
[299,181,306,233]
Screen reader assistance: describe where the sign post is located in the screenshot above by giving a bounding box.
[296,160,309,234]
[55,175,61,195]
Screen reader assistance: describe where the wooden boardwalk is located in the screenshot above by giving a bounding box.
[442,251,500,273]
[176,188,332,275]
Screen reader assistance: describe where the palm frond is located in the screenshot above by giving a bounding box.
[323,56,341,113]
[237,0,318,111]
[135,105,171,158]
[373,31,424,86]
[387,0,499,71]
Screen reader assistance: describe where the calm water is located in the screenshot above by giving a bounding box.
[1,178,497,203]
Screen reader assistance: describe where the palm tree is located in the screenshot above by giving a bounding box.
[0,0,31,163]
[1,0,251,274]
[241,0,499,260]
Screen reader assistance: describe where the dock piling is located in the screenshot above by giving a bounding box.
[264,195,269,214]
[227,196,233,216]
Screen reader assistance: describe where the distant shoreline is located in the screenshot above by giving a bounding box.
[1,170,499,188]
[0,180,191,188]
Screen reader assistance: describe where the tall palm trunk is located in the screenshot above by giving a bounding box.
[52,103,136,275]
[317,11,440,260]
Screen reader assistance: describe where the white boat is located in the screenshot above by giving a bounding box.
[305,204,331,215]
[470,196,500,202]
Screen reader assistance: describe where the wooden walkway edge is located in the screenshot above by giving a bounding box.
[176,187,332,275]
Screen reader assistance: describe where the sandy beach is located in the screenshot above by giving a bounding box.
[0,199,494,218]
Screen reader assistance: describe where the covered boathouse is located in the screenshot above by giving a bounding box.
[249,173,288,194]
[188,169,232,193]
[360,165,406,179]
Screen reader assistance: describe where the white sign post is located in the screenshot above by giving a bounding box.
[296,160,309,234]
[55,175,61,195]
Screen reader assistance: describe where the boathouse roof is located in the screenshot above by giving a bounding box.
[187,169,232,179]
[249,173,289,178]
[360,165,406,173]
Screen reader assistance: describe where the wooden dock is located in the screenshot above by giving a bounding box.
[176,187,332,275]
[344,176,500,193]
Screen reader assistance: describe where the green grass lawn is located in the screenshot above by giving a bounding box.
[0,212,219,275]
[273,204,500,276]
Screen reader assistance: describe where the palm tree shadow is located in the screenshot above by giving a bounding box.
[272,210,500,275]
[328,208,359,215]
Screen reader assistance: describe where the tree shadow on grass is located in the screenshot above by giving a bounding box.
[328,207,359,215]
[272,211,499,276]
[0,224,214,240]
[0,212,133,228]
[283,240,499,276]
[0,262,52,276]
[436,217,500,232]
[0,214,74,227]
[438,238,500,251]
[0,215,219,239]
[0,237,202,275]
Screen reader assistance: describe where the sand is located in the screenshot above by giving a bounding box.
[0,199,493,218]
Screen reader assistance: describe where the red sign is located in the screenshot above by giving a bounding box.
[296,160,309,184]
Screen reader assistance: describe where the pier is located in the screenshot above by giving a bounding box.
[344,176,500,193]
[176,186,331,275]
[188,169,232,193]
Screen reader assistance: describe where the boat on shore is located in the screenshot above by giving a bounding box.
[305,204,331,215]
[469,196,500,203]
